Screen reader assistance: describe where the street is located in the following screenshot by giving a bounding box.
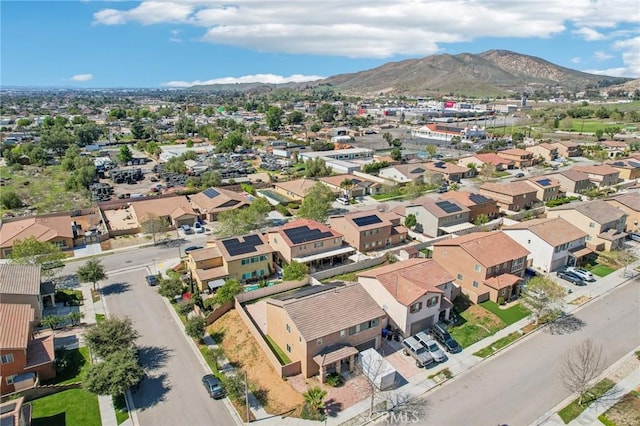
[421,279,640,426]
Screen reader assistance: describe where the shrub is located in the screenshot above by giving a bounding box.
[177,300,195,316]
[185,316,206,341]
[325,373,343,387]
[54,346,72,373]
[441,368,453,379]
[497,296,505,306]
[275,204,291,216]
[203,297,216,312]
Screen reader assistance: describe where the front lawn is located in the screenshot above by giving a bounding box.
[47,347,91,384]
[31,388,101,426]
[448,302,506,348]
[589,264,615,277]
[479,301,530,325]
[558,378,616,423]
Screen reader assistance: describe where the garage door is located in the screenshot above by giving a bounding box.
[410,316,434,335]
[355,339,376,352]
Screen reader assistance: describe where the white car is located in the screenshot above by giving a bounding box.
[566,266,595,282]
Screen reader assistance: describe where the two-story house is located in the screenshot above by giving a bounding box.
[432,231,530,304]
[503,218,589,272]
[266,283,385,381]
[394,197,471,237]
[571,164,620,188]
[526,143,558,162]
[358,259,456,336]
[0,303,55,394]
[266,219,354,272]
[605,192,640,233]
[546,170,594,194]
[0,264,44,323]
[479,181,538,212]
[497,148,534,168]
[187,233,275,292]
[550,140,582,158]
[439,191,500,223]
[605,158,640,181]
[549,200,628,251]
[601,140,628,158]
[523,176,562,202]
[0,216,75,259]
[189,187,251,221]
[328,210,407,252]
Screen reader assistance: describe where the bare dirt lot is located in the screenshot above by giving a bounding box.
[209,310,304,415]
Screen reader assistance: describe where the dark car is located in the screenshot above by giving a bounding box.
[184,245,204,254]
[557,270,587,286]
[515,173,525,178]
[145,275,158,286]
[202,374,225,399]
[430,323,462,353]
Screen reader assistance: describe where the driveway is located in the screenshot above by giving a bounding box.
[102,268,236,426]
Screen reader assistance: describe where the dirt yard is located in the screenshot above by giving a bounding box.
[601,387,640,426]
[209,309,304,415]
[288,373,372,416]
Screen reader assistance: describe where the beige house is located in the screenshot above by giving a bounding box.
[432,231,530,304]
[266,283,385,381]
[378,163,430,184]
[0,215,75,259]
[549,200,628,251]
[550,140,582,158]
[394,197,471,237]
[358,259,456,336]
[189,187,250,221]
[604,192,640,233]
[439,191,500,223]
[523,176,562,202]
[272,178,321,201]
[605,158,640,180]
[479,181,538,212]
[601,140,628,158]
[458,153,513,171]
[526,143,558,162]
[546,170,594,194]
[0,264,44,323]
[131,196,198,229]
[497,148,534,168]
[571,164,620,187]
[187,233,275,292]
[329,210,407,252]
[424,161,473,182]
[318,174,382,198]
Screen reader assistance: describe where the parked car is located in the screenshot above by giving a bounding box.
[184,245,204,254]
[429,323,462,353]
[145,275,158,286]
[557,270,587,286]
[201,374,225,399]
[628,232,640,242]
[515,173,525,178]
[414,331,447,362]
[436,186,448,193]
[193,222,205,233]
[566,266,595,282]
[336,197,350,206]
[401,336,434,368]
[181,224,193,234]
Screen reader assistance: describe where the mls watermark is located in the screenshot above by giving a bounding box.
[378,410,423,424]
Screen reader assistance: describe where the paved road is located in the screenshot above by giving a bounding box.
[422,279,640,426]
[102,268,236,426]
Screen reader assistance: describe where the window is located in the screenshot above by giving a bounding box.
[474,264,482,272]
[426,296,439,307]
[274,237,278,243]
[589,222,596,228]
[1,353,14,364]
[340,330,346,337]
[316,338,323,346]
[299,336,302,342]
[334,238,338,244]
[348,318,379,335]
[5,375,16,385]
[241,259,249,265]
[410,302,422,313]
[286,324,291,333]
[286,344,291,353]
[457,273,463,280]
[472,280,479,288]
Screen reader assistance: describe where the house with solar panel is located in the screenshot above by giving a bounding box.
[479,181,538,212]
[189,187,251,222]
[571,164,620,188]
[318,174,383,198]
[605,158,640,180]
[423,161,473,182]
[186,233,275,292]
[265,219,355,272]
[522,176,562,202]
[439,191,500,223]
[329,210,408,252]
[393,197,472,237]
[546,170,594,194]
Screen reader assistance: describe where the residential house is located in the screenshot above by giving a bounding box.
[526,143,559,162]
[439,191,500,223]
[424,161,472,182]
[189,187,250,222]
[272,178,321,202]
[0,215,75,259]
[571,164,620,187]
[549,200,628,251]
[550,140,582,158]
[131,196,198,229]
[0,303,55,394]
[604,192,640,233]
[605,158,640,180]
[457,153,513,171]
[318,174,382,198]
[497,148,535,168]
[523,176,562,202]
[601,140,628,158]
[0,265,44,323]
[432,231,530,304]
[187,233,275,292]
[394,197,471,237]
[358,259,456,336]
[0,397,31,426]
[329,210,407,252]
[266,283,385,381]
[503,218,589,272]
[378,163,430,184]
[183,159,210,175]
[546,170,594,194]
[265,219,354,272]
[479,181,538,212]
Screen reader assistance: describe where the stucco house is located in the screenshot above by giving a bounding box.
[523,176,562,202]
[328,210,407,252]
[571,164,620,188]
[526,143,558,162]
[457,153,513,171]
[378,163,429,184]
[394,197,471,237]
[189,187,251,221]
[272,178,322,201]
[439,191,500,223]
[604,192,640,233]
[549,140,582,158]
[479,181,538,212]
[0,264,45,323]
[424,161,472,182]
[132,196,198,229]
[0,215,75,259]
[497,148,534,168]
[318,174,382,198]
[605,158,640,181]
[546,170,594,194]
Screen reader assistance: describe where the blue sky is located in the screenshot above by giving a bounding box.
[1,1,639,88]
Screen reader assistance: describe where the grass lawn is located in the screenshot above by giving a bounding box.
[31,388,101,426]
[473,332,521,358]
[558,378,616,424]
[448,304,506,348]
[264,335,292,364]
[480,301,530,325]
[45,347,91,385]
[589,264,616,277]
[113,394,129,425]
[568,119,631,133]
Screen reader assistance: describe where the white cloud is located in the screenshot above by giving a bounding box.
[571,57,581,63]
[572,27,605,41]
[584,36,640,77]
[162,73,325,88]
[70,73,94,82]
[593,50,613,61]
[169,29,182,43]
[582,67,628,77]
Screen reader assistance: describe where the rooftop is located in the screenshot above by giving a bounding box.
[189,187,250,213]
[572,164,620,176]
[0,264,41,296]
[606,192,640,211]
[273,178,319,197]
[0,215,74,249]
[551,199,627,224]
[216,233,274,260]
[504,217,587,246]
[433,231,530,267]
[0,303,34,350]
[440,191,496,207]
[480,181,538,196]
[270,219,342,246]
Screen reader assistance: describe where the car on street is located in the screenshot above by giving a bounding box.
[515,173,525,178]
[557,270,587,286]
[628,232,640,242]
[401,336,434,368]
[145,275,158,286]
[566,266,595,282]
[184,245,204,254]
[415,331,447,362]
[201,374,225,399]
[429,323,462,353]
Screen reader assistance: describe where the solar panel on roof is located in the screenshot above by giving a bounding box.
[536,179,552,186]
[221,235,262,256]
[283,226,333,244]
[411,168,425,174]
[469,193,491,204]
[435,162,446,169]
[435,200,462,213]
[352,214,383,227]
[203,188,220,199]
[629,161,640,167]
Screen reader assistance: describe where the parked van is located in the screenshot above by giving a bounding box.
[336,197,350,206]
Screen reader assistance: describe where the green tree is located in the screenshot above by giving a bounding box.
[41,126,75,157]
[390,147,402,161]
[130,118,146,139]
[316,104,337,122]
[425,144,437,158]
[164,156,187,174]
[473,213,490,226]
[603,125,621,141]
[404,181,423,199]
[594,129,604,141]
[265,106,284,130]
[118,145,133,164]
[303,386,327,412]
[76,258,108,292]
[16,118,32,127]
[42,315,65,330]
[310,122,322,132]
[9,236,65,273]
[159,277,185,300]
[215,278,243,304]
[66,311,84,326]
[75,123,102,146]
[298,182,334,223]
[216,198,271,237]
[216,130,245,153]
[185,317,206,341]
[84,317,140,359]
[304,158,332,178]
[108,108,127,120]
[0,191,24,209]
[140,213,169,245]
[84,349,144,397]
[282,261,308,281]
[520,276,566,325]
[404,213,417,229]
[287,110,305,125]
[480,163,497,181]
[176,116,197,135]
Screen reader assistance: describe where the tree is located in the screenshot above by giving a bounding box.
[520,276,566,324]
[16,118,32,128]
[185,317,206,341]
[42,315,65,330]
[404,182,423,200]
[390,147,402,161]
[304,158,332,178]
[0,191,24,209]
[339,178,354,197]
[118,145,133,164]
[473,213,490,226]
[316,104,337,122]
[303,386,327,413]
[140,213,169,245]
[382,132,393,145]
[298,182,334,223]
[175,116,197,135]
[559,339,607,406]
[9,236,65,274]
[75,123,102,146]
[84,316,139,359]
[404,213,417,229]
[425,144,437,158]
[282,261,308,281]
[287,110,305,125]
[603,126,621,141]
[594,129,604,141]
[215,278,243,304]
[41,126,75,157]
[480,163,497,181]
[130,118,146,139]
[84,348,144,397]
[159,276,184,300]
[77,258,108,291]
[265,106,284,130]
[216,198,271,237]
[216,130,245,153]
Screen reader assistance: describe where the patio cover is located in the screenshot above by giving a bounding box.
[313,344,358,367]
[438,222,476,234]
[569,246,594,258]
[293,246,355,263]
[207,279,226,291]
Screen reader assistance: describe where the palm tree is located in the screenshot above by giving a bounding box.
[77,258,108,291]
[303,386,327,412]
[340,178,354,198]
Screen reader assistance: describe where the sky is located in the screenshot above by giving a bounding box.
[1,0,639,88]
